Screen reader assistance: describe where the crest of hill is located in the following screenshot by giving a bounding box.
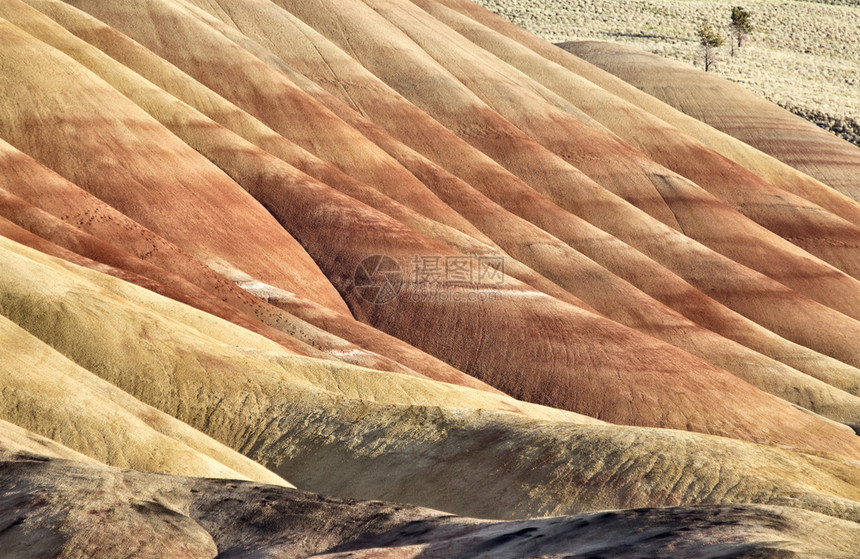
[435,0,860,234]
[1,441,858,559]
[3,0,860,546]
[0,313,292,486]
[563,40,860,204]
[1,444,859,558]
[2,236,860,523]
[3,0,860,452]
[10,0,860,430]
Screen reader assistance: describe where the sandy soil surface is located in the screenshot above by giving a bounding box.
[474,0,860,144]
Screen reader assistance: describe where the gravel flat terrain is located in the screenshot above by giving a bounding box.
[475,0,860,144]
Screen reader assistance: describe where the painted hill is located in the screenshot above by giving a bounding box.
[3,442,860,558]
[1,0,859,556]
[562,40,860,204]
[473,0,860,148]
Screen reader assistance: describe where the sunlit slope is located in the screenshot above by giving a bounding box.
[0,313,291,486]
[433,0,860,228]
[565,40,860,204]
[2,237,860,524]
[0,16,348,316]
[102,0,860,422]
[416,0,860,282]
[0,420,100,463]
[2,0,860,443]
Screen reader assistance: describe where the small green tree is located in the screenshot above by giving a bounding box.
[730,6,753,53]
[696,21,725,72]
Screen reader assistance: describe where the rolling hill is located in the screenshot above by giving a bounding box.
[1,0,859,556]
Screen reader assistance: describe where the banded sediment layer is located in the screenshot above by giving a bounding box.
[1,0,860,556]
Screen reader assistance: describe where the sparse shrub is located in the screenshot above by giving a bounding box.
[730,6,753,54]
[696,21,725,72]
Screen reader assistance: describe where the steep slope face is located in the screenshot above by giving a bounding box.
[9,4,860,448]
[0,17,349,316]
[3,447,859,559]
[416,0,860,282]
[0,314,291,486]
[434,0,860,233]
[2,237,860,524]
[564,40,860,204]
[275,0,860,321]
[2,0,860,551]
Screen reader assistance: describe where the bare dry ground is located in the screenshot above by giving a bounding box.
[2,0,860,555]
[475,0,860,144]
[4,444,859,558]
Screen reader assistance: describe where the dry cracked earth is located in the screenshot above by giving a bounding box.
[1,0,860,557]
